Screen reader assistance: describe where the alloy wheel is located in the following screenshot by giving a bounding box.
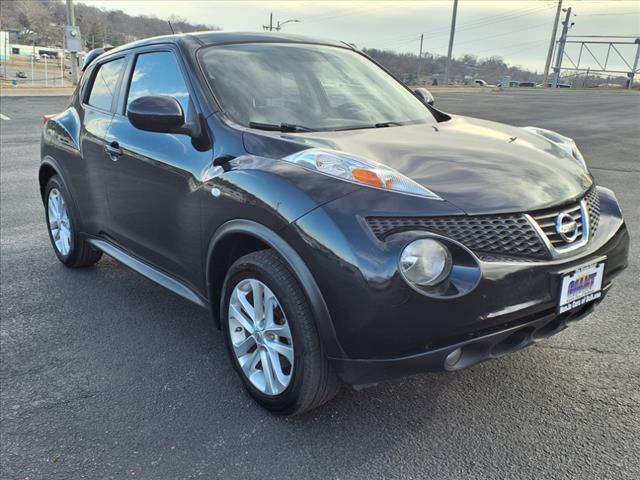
[47,188,72,256]
[228,278,294,395]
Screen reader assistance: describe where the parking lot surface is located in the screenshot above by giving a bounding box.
[1,89,639,480]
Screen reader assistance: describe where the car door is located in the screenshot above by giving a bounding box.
[74,55,127,233]
[103,47,213,289]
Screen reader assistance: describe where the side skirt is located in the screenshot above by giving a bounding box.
[87,238,208,309]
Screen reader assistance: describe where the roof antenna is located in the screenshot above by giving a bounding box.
[168,21,175,34]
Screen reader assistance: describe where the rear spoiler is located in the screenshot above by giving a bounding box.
[81,47,113,71]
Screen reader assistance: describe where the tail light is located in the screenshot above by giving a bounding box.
[43,114,55,125]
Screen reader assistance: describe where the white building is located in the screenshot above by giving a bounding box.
[9,43,64,59]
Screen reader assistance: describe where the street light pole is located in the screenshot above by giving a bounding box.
[264,14,298,31]
[276,19,299,31]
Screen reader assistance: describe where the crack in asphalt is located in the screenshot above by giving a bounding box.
[533,344,627,356]
[4,391,102,421]
[589,166,640,173]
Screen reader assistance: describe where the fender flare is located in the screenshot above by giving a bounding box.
[38,156,65,202]
[39,156,87,232]
[206,219,346,358]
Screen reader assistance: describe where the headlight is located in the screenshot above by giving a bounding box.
[522,126,587,170]
[399,239,452,286]
[283,148,442,200]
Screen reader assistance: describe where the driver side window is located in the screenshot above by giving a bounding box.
[127,51,190,115]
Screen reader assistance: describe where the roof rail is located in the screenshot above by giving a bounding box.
[81,47,112,71]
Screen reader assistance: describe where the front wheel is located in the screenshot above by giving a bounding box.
[221,250,340,415]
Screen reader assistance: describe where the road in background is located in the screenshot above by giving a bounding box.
[1,57,72,89]
[1,90,639,480]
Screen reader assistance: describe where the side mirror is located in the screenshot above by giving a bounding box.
[414,88,435,106]
[127,95,186,134]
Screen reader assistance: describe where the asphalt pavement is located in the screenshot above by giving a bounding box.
[1,89,639,480]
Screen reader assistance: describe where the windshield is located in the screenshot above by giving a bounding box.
[198,43,435,131]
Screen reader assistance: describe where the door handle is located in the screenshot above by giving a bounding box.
[105,141,123,161]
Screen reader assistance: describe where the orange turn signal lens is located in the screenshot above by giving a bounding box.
[352,169,385,188]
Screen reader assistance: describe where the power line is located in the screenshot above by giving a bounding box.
[419,3,552,39]
[440,20,552,49]
[578,11,640,16]
[474,39,549,58]
[299,2,396,24]
[375,3,554,50]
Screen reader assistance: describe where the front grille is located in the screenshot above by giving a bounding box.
[528,187,600,255]
[366,214,550,259]
[365,187,601,260]
[585,187,600,234]
[530,202,585,250]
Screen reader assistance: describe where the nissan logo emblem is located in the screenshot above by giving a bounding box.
[555,212,579,243]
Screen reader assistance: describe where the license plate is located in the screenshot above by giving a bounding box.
[558,261,605,314]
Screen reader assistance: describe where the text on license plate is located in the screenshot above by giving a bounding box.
[558,262,605,314]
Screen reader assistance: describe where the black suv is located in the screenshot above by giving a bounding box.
[40,32,629,415]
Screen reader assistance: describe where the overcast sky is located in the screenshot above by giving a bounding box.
[82,0,639,72]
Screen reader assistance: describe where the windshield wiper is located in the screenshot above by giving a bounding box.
[375,121,404,128]
[333,121,406,132]
[248,121,316,133]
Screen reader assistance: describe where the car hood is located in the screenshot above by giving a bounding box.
[245,115,593,215]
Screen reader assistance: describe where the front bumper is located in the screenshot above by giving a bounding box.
[330,291,605,385]
[288,186,629,385]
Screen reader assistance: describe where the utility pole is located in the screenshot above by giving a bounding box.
[32,43,35,87]
[551,7,573,88]
[443,0,458,86]
[263,13,274,31]
[417,34,424,83]
[2,32,6,80]
[65,0,78,85]
[629,38,640,89]
[542,0,563,87]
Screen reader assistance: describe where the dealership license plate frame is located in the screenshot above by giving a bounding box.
[557,257,606,314]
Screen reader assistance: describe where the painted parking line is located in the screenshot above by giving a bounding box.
[0,113,10,121]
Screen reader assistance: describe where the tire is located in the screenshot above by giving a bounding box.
[44,175,102,268]
[221,249,340,415]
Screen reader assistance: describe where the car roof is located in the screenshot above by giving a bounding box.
[87,31,353,73]
[104,31,348,56]
[192,31,347,48]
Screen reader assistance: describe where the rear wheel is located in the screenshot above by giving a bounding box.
[44,175,102,268]
[221,249,340,415]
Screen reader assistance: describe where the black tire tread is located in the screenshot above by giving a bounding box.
[224,249,340,415]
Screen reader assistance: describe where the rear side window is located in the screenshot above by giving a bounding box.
[127,51,190,114]
[87,58,126,111]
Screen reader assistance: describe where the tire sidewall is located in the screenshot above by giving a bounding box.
[221,259,309,412]
[44,176,79,264]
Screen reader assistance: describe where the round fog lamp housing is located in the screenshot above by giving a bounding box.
[399,238,452,287]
